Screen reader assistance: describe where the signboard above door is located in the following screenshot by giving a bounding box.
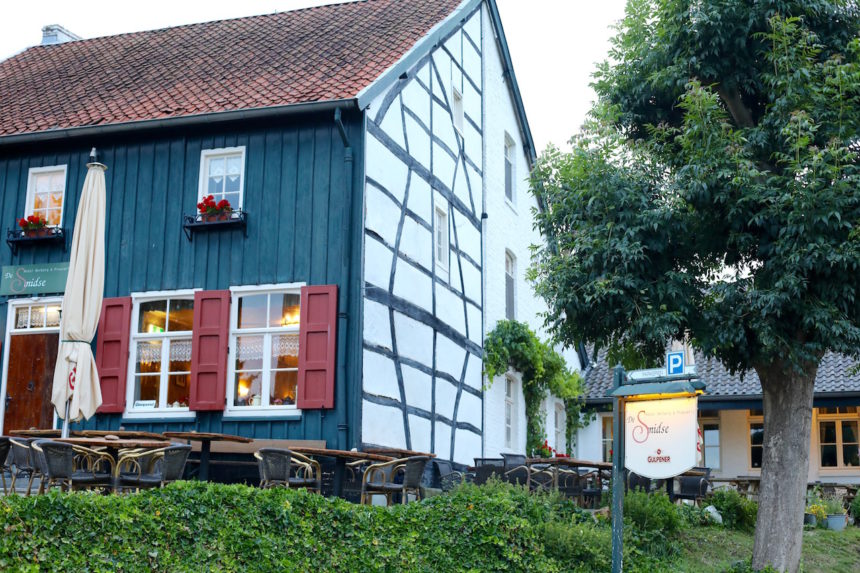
[0,263,69,296]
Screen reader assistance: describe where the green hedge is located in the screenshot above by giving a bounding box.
[0,481,582,572]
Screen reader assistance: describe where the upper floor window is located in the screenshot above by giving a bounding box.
[505,251,516,320]
[818,406,859,468]
[228,288,301,411]
[26,165,67,227]
[12,302,61,331]
[199,147,245,211]
[504,135,515,203]
[452,87,464,135]
[128,294,195,413]
[435,202,449,279]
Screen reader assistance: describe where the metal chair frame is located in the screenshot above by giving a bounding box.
[360,456,430,506]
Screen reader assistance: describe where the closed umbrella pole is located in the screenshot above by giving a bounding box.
[52,149,107,438]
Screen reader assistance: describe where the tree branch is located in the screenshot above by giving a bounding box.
[718,85,755,128]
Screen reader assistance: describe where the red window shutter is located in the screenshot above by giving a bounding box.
[297,285,338,409]
[189,290,230,411]
[96,297,132,413]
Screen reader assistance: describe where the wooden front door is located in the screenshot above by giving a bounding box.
[3,333,58,431]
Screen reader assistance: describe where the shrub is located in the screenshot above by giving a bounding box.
[677,502,714,527]
[723,560,779,573]
[0,481,563,572]
[851,494,860,524]
[541,521,612,572]
[708,489,758,531]
[623,491,681,534]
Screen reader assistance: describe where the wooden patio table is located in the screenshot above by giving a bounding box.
[162,432,252,482]
[8,429,166,440]
[56,437,172,492]
[525,457,613,490]
[290,447,394,498]
[362,447,437,458]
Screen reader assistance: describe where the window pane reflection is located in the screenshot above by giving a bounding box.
[168,299,194,332]
[238,295,267,329]
[139,300,167,333]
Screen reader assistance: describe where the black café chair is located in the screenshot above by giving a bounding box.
[626,470,653,494]
[117,445,191,493]
[433,459,470,492]
[361,456,430,506]
[254,448,321,493]
[675,467,712,504]
[0,437,10,494]
[8,438,40,495]
[472,457,504,486]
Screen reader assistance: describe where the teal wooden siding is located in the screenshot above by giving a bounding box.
[0,111,365,449]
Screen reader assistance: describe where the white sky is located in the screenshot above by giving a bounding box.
[0,0,627,153]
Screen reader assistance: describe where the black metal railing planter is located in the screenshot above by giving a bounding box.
[182,210,248,242]
[6,227,66,256]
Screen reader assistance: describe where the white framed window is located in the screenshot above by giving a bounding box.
[199,146,246,210]
[25,165,67,227]
[9,300,62,332]
[226,285,302,413]
[748,409,764,470]
[698,410,720,470]
[505,251,516,320]
[504,134,515,203]
[602,415,613,463]
[554,403,566,454]
[126,292,196,416]
[817,406,860,469]
[452,87,464,135]
[505,375,516,449]
[434,201,449,280]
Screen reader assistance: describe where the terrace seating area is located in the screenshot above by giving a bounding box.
[1,430,727,509]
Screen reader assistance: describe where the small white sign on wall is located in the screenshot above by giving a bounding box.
[624,396,698,479]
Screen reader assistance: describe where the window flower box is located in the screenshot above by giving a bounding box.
[182,209,247,242]
[6,220,66,255]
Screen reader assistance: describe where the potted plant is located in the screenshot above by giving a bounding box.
[18,215,49,237]
[197,195,233,222]
[822,496,847,531]
[805,503,825,527]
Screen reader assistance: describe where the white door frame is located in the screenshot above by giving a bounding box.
[0,296,63,435]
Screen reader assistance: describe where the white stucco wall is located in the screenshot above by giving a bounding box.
[360,5,485,465]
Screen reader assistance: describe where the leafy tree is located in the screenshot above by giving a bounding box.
[529,1,860,571]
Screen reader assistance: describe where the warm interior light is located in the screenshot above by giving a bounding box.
[147,323,165,334]
[238,380,250,398]
[281,307,300,326]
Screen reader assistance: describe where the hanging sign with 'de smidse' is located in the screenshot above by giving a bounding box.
[0,263,69,296]
[624,396,698,479]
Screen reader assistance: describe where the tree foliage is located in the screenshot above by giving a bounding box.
[530,1,860,375]
[483,320,588,454]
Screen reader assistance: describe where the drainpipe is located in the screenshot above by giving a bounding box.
[334,108,353,450]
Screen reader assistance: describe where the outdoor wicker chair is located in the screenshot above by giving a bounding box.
[116,445,191,492]
[434,459,470,492]
[580,470,603,508]
[8,438,40,495]
[361,456,430,506]
[254,448,321,492]
[0,437,10,494]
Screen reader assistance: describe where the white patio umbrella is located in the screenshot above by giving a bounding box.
[51,149,106,437]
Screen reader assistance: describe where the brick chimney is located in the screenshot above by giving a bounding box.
[41,25,81,46]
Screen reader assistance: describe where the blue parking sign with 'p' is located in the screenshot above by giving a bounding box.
[666,351,685,375]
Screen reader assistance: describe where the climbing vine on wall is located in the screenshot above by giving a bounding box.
[483,320,589,455]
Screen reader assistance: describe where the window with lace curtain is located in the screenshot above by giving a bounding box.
[227,288,301,411]
[127,295,195,413]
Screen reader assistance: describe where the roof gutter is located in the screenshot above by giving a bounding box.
[0,99,357,147]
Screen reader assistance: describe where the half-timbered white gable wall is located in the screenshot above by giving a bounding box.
[361,4,485,465]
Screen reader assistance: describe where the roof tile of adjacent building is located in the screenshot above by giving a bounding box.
[0,0,462,137]
[583,349,860,401]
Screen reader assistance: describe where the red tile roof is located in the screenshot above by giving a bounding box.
[0,0,463,137]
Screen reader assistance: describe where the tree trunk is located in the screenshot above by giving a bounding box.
[751,358,819,573]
